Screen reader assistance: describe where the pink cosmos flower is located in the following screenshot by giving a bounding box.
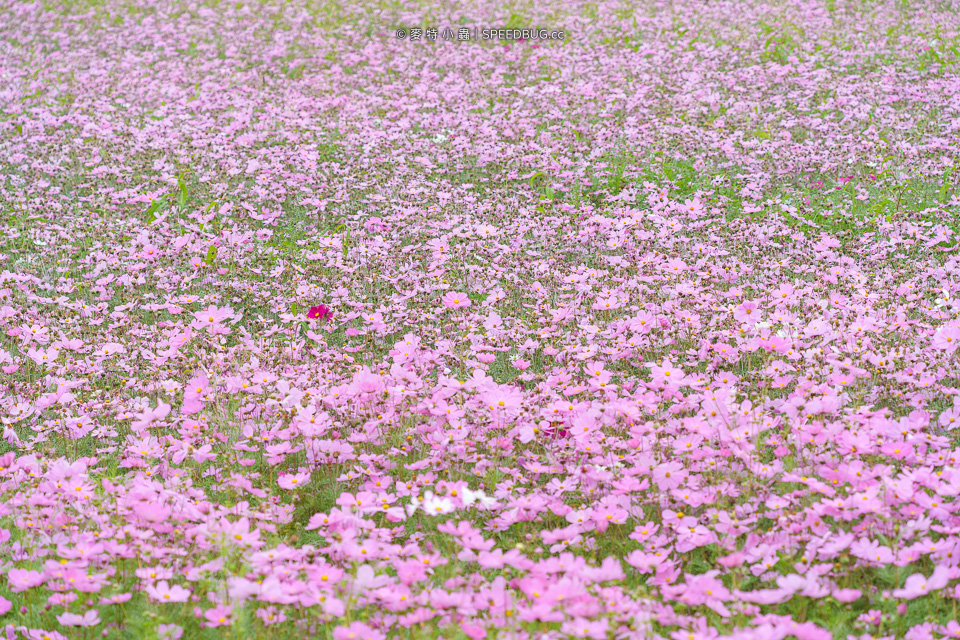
[592,296,622,311]
[307,304,332,320]
[135,566,174,581]
[99,593,133,605]
[348,367,386,396]
[630,312,655,334]
[733,588,790,604]
[593,507,628,532]
[663,258,688,274]
[733,300,762,324]
[682,197,704,216]
[278,472,311,490]
[26,346,58,367]
[217,516,262,548]
[667,572,732,616]
[584,361,612,383]
[131,401,172,431]
[833,588,862,603]
[7,568,45,592]
[182,375,211,415]
[716,551,745,568]
[648,360,686,387]
[96,342,126,358]
[193,304,227,324]
[56,610,100,627]
[145,581,192,603]
[560,617,610,639]
[257,606,287,626]
[441,291,471,309]
[892,566,950,600]
[192,305,234,333]
[940,406,960,429]
[157,624,184,640]
[203,605,233,628]
[653,464,687,490]
[20,631,69,640]
[333,621,385,640]
[932,323,960,352]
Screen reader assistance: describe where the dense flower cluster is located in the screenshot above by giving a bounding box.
[1,0,960,638]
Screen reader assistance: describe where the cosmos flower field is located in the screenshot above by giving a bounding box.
[2,0,960,638]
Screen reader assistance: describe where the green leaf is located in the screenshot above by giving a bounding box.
[177,174,189,208]
[145,200,163,223]
[333,224,351,258]
[941,167,955,203]
[871,199,893,215]
[205,245,217,265]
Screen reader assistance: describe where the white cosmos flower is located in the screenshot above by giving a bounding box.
[422,491,454,516]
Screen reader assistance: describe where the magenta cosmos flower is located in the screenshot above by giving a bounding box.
[442,291,471,309]
[307,304,332,320]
